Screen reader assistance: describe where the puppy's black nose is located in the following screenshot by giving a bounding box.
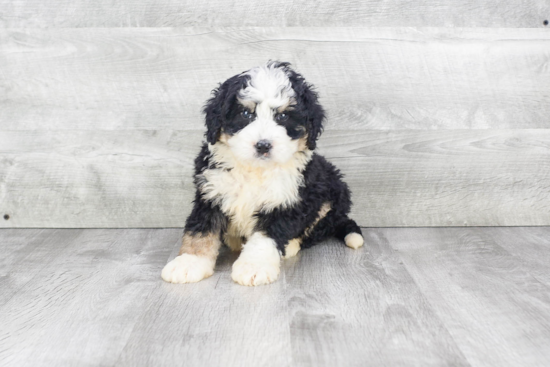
[255,140,272,154]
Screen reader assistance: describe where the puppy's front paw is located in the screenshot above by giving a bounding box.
[161,254,214,284]
[231,259,280,286]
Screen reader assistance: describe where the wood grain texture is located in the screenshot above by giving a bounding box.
[1,27,549,130]
[0,130,201,228]
[116,246,292,367]
[321,129,550,227]
[478,227,550,288]
[0,228,180,367]
[0,0,548,28]
[387,227,550,366]
[0,229,80,307]
[285,234,469,366]
[2,227,550,366]
[2,129,549,228]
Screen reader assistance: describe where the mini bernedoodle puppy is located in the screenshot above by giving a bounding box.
[162,61,364,286]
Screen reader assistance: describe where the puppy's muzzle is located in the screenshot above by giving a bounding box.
[255,140,272,155]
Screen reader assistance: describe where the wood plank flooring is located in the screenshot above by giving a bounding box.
[1,227,549,366]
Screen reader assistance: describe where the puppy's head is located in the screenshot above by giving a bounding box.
[203,61,324,165]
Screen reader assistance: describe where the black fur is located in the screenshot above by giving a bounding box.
[203,74,250,144]
[184,144,228,235]
[185,62,361,255]
[284,64,325,150]
[254,153,361,254]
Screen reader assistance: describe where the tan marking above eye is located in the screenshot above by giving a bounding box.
[237,98,256,112]
[277,97,297,113]
[277,105,295,113]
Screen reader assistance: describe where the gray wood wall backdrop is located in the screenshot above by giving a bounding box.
[0,2,549,228]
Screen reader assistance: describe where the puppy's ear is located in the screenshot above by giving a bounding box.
[302,84,325,150]
[203,74,248,145]
[203,84,226,145]
[289,72,325,150]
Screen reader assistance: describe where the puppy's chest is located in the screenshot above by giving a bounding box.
[199,166,302,236]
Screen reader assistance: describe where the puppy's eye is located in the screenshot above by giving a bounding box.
[276,113,289,122]
[241,110,254,119]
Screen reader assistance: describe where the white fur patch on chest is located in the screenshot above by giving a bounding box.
[198,144,311,238]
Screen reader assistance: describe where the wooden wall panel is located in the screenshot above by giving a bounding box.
[1,6,549,228]
[1,28,549,131]
[2,130,548,228]
[0,130,199,228]
[0,0,548,28]
[323,130,550,226]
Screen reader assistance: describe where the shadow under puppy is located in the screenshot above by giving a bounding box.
[162,61,364,286]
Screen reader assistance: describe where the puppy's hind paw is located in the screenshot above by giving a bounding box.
[345,233,364,249]
[161,254,214,284]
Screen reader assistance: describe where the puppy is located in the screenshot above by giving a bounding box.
[162,61,364,286]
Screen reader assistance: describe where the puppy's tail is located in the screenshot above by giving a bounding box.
[335,218,364,250]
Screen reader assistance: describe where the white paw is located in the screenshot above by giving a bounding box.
[345,233,364,249]
[231,232,281,286]
[231,259,280,286]
[161,254,214,284]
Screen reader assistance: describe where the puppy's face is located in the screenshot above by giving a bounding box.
[204,62,324,166]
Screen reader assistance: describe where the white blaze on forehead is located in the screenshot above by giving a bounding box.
[239,63,295,109]
[255,101,274,121]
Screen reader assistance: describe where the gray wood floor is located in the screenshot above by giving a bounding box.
[1,227,549,367]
